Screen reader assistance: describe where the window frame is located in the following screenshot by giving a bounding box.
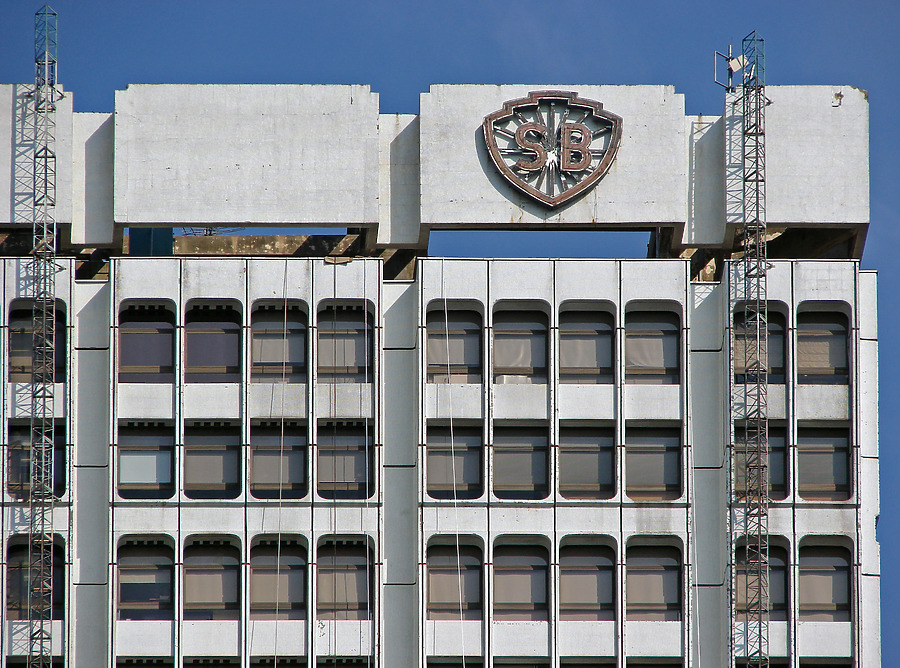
[491,426,549,501]
[492,310,549,384]
[249,541,307,620]
[559,426,615,500]
[796,311,850,385]
[625,545,682,621]
[117,543,175,621]
[426,426,483,500]
[558,310,615,384]
[249,422,308,500]
[492,544,549,621]
[184,303,242,383]
[559,544,616,621]
[250,304,307,383]
[624,310,680,385]
[426,544,483,620]
[797,426,851,501]
[316,542,372,621]
[183,424,242,500]
[624,427,682,501]
[118,303,176,384]
[426,308,482,384]
[183,542,241,621]
[798,545,852,622]
[117,423,176,500]
[316,304,374,384]
[316,422,374,500]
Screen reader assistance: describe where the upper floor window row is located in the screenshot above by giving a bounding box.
[116,301,374,385]
[426,306,680,386]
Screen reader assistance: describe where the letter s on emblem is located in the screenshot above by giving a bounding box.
[560,122,592,171]
[514,122,547,171]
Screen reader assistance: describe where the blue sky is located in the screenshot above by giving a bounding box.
[1,0,897,661]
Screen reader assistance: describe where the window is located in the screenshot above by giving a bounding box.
[316,542,372,620]
[797,427,851,501]
[317,304,373,383]
[625,427,681,501]
[7,540,64,620]
[7,423,66,499]
[493,310,548,384]
[559,310,614,383]
[250,422,307,499]
[426,426,482,500]
[624,311,679,384]
[427,309,482,383]
[184,303,241,383]
[317,423,373,500]
[626,545,681,621]
[559,427,615,500]
[798,545,851,621]
[117,423,175,499]
[426,662,483,668]
[251,305,307,382]
[734,310,786,384]
[797,312,849,385]
[115,661,174,668]
[118,304,175,383]
[117,543,174,620]
[183,661,239,667]
[250,541,306,620]
[493,544,549,621]
[492,426,549,500]
[183,542,240,620]
[734,426,787,501]
[250,660,306,668]
[426,544,482,620]
[736,545,787,621]
[184,424,241,500]
[559,545,615,620]
[8,300,66,383]
[317,661,370,668]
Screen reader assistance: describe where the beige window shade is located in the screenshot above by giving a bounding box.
[734,426,787,500]
[426,310,482,383]
[797,312,849,384]
[492,427,549,500]
[734,311,786,383]
[250,424,307,499]
[426,545,482,620]
[626,545,681,621]
[119,305,176,383]
[183,544,240,620]
[493,545,549,621]
[735,545,787,620]
[797,427,850,501]
[317,306,373,383]
[559,427,615,500]
[625,428,681,501]
[799,546,851,621]
[493,311,548,384]
[317,424,373,500]
[559,311,614,383]
[117,424,175,499]
[251,307,307,382]
[117,544,174,620]
[317,544,371,620]
[559,545,615,620]
[184,426,241,499]
[426,426,482,500]
[185,305,241,383]
[250,543,306,619]
[624,311,679,384]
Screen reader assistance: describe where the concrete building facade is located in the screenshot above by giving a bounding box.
[0,81,879,667]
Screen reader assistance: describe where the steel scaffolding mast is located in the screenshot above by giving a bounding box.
[27,5,60,667]
[734,31,770,668]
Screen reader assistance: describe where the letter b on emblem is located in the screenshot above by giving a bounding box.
[560,122,592,171]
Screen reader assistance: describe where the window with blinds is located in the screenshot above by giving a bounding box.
[118,303,176,383]
[797,426,851,501]
[7,540,64,621]
[625,427,681,501]
[117,543,174,620]
[426,309,482,383]
[184,302,242,383]
[492,426,549,500]
[117,423,175,500]
[183,542,240,620]
[426,544,482,620]
[426,426,483,500]
[250,541,306,619]
[626,545,682,621]
[8,299,66,383]
[250,422,307,499]
[316,542,372,620]
[559,426,615,500]
[624,311,680,384]
[799,545,851,621]
[317,422,373,500]
[559,310,614,384]
[493,544,549,621]
[492,310,548,384]
[7,422,66,499]
[251,304,307,382]
[317,304,373,383]
[184,424,241,500]
[734,425,788,501]
[734,310,786,384]
[797,311,849,385]
[736,544,788,621]
[559,545,615,620]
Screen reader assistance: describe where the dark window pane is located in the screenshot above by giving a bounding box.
[736,545,788,621]
[798,546,851,621]
[734,426,787,501]
[7,543,64,620]
[119,305,175,383]
[7,424,66,499]
[185,304,241,383]
[118,544,174,620]
[8,302,66,383]
[734,310,786,384]
[797,312,849,385]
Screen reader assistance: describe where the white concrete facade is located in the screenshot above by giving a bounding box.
[0,82,879,667]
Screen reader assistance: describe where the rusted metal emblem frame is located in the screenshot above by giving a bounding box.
[483,90,623,208]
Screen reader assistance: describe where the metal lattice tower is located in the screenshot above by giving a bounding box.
[28,5,60,667]
[735,30,770,668]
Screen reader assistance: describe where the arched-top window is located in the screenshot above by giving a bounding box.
[251,304,307,383]
[317,304,374,383]
[799,545,851,621]
[9,299,66,383]
[797,311,849,385]
[624,310,680,384]
[626,544,681,621]
[493,544,549,621]
[183,541,240,620]
[559,544,615,620]
[7,539,65,620]
[118,542,174,620]
[250,541,307,619]
[493,310,548,384]
[316,541,372,620]
[426,544,482,620]
[426,309,482,383]
[185,302,242,383]
[734,310,786,384]
[736,544,787,621]
[559,310,614,384]
[118,303,176,383]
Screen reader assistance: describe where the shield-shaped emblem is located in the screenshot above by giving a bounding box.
[483,90,623,207]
